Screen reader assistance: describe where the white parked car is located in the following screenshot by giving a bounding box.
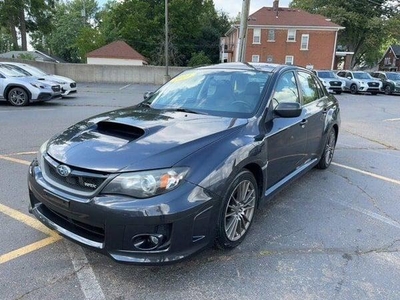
[0,64,61,106]
[2,62,77,96]
[313,70,345,94]
[336,70,382,95]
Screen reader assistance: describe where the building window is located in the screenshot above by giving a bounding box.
[301,34,309,50]
[287,29,296,42]
[285,55,294,65]
[252,55,260,62]
[253,28,261,44]
[268,29,275,41]
[384,57,391,65]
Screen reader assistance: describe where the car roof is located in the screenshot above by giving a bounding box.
[199,62,299,73]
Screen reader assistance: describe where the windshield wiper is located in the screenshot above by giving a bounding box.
[172,108,205,115]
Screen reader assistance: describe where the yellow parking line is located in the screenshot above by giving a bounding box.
[9,151,37,156]
[0,235,61,264]
[0,155,31,166]
[0,203,55,236]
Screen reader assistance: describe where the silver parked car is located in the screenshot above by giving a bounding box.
[2,62,77,96]
[0,65,61,106]
[313,70,345,94]
[336,70,382,95]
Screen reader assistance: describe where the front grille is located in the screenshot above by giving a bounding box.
[70,82,76,88]
[330,81,342,87]
[368,82,379,87]
[43,156,109,194]
[52,85,61,92]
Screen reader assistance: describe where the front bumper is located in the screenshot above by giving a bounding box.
[61,82,77,96]
[28,160,218,265]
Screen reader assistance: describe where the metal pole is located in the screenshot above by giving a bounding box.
[164,0,171,83]
[238,0,250,62]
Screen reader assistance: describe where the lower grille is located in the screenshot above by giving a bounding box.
[41,204,105,243]
[368,82,379,87]
[330,81,342,87]
[52,85,61,92]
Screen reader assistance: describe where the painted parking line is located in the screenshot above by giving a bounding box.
[0,203,61,264]
[0,155,31,166]
[332,162,400,186]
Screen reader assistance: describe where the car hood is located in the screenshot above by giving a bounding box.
[46,106,247,173]
[39,75,75,84]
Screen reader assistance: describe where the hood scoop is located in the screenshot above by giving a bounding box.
[95,120,145,141]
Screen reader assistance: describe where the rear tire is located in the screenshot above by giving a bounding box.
[8,87,29,106]
[317,129,336,169]
[384,85,392,95]
[215,170,258,250]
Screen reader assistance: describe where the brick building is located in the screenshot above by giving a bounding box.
[220,1,347,70]
[378,45,400,71]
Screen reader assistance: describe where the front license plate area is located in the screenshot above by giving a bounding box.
[43,189,70,209]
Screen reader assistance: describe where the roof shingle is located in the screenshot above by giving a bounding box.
[247,7,343,28]
[86,41,147,61]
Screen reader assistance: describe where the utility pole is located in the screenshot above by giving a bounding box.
[164,0,171,83]
[238,0,250,62]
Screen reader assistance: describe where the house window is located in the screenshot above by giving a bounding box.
[285,55,294,65]
[301,34,309,50]
[268,29,275,41]
[253,28,261,44]
[384,57,391,65]
[287,29,296,42]
[252,55,260,62]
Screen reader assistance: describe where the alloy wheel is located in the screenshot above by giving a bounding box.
[324,130,336,166]
[224,179,256,242]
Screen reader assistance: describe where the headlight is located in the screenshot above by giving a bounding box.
[31,82,46,89]
[102,167,190,198]
[37,139,49,168]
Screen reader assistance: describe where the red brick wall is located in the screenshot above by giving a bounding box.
[245,28,337,69]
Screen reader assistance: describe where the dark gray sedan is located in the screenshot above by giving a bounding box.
[28,63,340,264]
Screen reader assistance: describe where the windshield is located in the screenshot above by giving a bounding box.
[147,68,271,118]
[317,71,336,79]
[387,73,400,81]
[0,65,25,77]
[353,72,371,80]
[18,64,48,76]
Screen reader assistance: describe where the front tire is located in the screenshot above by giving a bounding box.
[8,87,29,106]
[215,170,258,250]
[350,84,358,94]
[317,129,337,169]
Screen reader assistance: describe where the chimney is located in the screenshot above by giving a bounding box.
[273,0,279,17]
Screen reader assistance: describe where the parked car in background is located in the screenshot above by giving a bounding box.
[370,71,400,95]
[2,62,77,96]
[28,62,340,264]
[337,70,382,95]
[313,70,345,94]
[0,64,61,106]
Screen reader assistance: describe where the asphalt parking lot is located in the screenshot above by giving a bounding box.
[1,84,399,300]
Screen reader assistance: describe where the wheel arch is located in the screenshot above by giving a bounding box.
[4,84,32,101]
[242,162,264,206]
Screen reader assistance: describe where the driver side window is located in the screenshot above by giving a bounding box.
[272,72,299,108]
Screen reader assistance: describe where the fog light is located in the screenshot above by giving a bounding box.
[132,234,164,251]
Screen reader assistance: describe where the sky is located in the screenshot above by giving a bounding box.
[95,1,292,17]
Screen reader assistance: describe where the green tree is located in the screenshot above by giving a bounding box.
[291,0,399,68]
[188,51,212,66]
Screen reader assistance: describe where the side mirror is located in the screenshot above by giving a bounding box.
[347,76,352,80]
[143,91,154,100]
[275,102,302,118]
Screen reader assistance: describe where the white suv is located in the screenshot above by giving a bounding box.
[336,70,382,95]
